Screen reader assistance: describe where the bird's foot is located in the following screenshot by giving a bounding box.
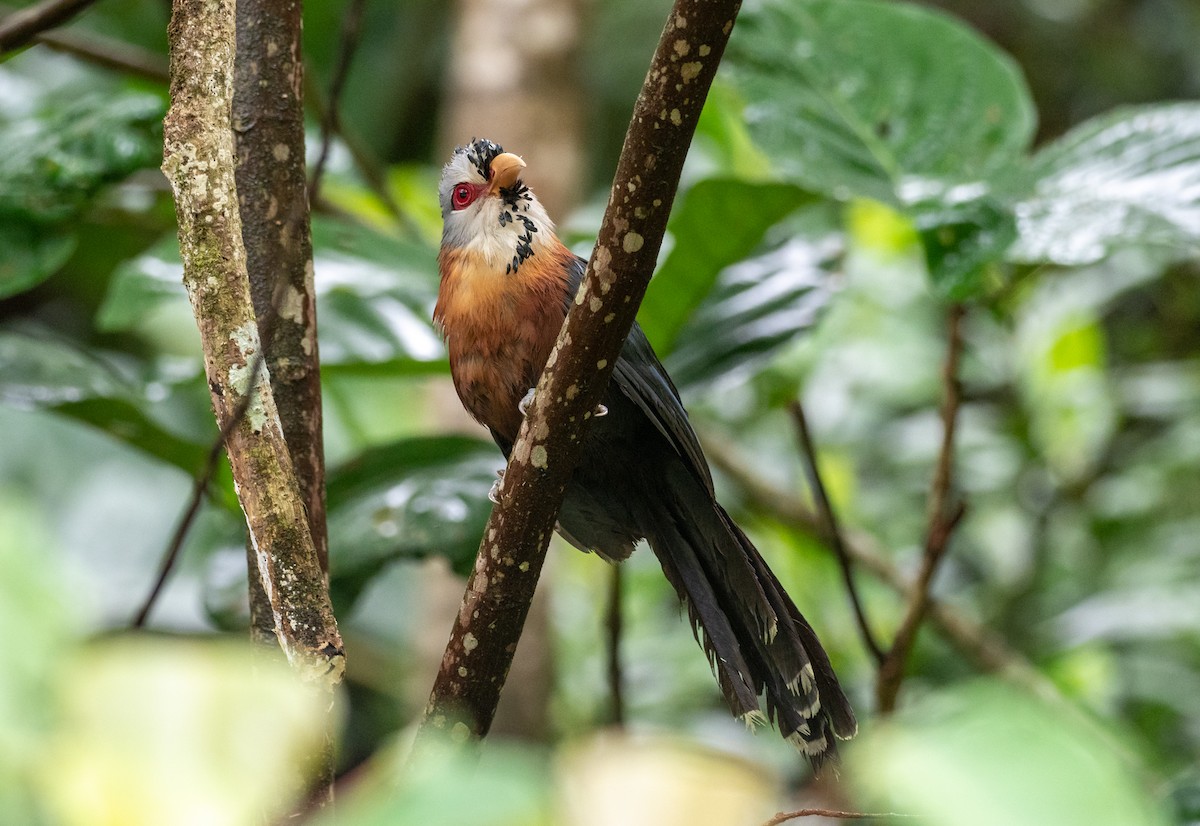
[592,404,608,418]
[518,387,536,416]
[488,468,505,504]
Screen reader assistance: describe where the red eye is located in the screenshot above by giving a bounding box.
[451,183,476,210]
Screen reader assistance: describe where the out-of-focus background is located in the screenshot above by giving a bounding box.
[2,0,1199,824]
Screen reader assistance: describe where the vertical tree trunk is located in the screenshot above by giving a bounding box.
[163,0,342,811]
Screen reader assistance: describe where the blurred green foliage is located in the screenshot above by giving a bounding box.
[1,0,1198,822]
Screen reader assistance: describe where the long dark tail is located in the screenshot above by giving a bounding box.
[644,471,857,765]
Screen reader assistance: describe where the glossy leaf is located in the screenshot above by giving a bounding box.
[917,196,1016,299]
[0,93,163,223]
[311,217,444,371]
[326,436,500,612]
[0,329,210,471]
[0,224,77,299]
[727,0,1035,205]
[666,209,841,390]
[97,217,446,371]
[640,178,811,354]
[854,681,1170,826]
[1012,103,1200,265]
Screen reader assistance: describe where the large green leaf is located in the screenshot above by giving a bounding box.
[854,681,1170,826]
[326,436,500,612]
[727,0,1035,205]
[639,179,811,354]
[0,328,211,471]
[1011,103,1200,266]
[312,218,444,372]
[100,218,446,372]
[0,92,163,223]
[666,208,841,390]
[0,224,77,299]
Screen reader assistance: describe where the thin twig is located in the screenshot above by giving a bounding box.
[130,351,265,629]
[308,0,366,204]
[763,809,913,824]
[787,399,885,665]
[606,563,625,727]
[876,303,967,713]
[0,0,95,54]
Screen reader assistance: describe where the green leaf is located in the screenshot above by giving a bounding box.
[0,92,163,223]
[95,235,188,333]
[313,217,443,370]
[727,0,1035,205]
[326,436,500,612]
[640,179,811,353]
[97,217,446,371]
[0,223,77,299]
[1012,103,1200,265]
[0,328,210,471]
[666,208,841,390]
[43,639,327,826]
[916,196,1016,300]
[853,681,1171,826]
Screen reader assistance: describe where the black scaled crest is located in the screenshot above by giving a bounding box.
[463,137,504,180]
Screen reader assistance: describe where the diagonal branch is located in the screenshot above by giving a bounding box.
[0,0,96,54]
[161,0,342,687]
[876,303,967,713]
[414,0,744,749]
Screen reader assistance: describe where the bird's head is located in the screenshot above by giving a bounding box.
[438,138,556,274]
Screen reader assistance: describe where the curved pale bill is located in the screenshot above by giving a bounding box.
[488,152,526,194]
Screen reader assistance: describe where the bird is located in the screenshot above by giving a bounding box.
[434,138,856,764]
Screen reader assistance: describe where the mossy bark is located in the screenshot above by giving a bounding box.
[161,0,343,689]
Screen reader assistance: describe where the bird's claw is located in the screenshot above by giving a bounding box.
[488,468,505,504]
[593,404,608,418]
[518,387,536,416]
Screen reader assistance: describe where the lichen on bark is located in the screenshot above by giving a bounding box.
[161,0,343,689]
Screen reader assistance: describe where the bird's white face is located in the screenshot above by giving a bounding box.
[439,139,555,274]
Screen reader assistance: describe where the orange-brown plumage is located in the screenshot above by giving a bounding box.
[435,239,578,443]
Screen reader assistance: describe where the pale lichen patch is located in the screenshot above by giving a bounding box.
[681,61,702,83]
[623,232,645,253]
[462,632,479,653]
[531,444,548,469]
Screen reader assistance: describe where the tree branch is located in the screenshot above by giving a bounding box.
[877,303,967,713]
[606,563,625,727]
[0,0,96,55]
[161,0,342,687]
[763,809,913,824]
[787,399,885,665]
[413,0,744,749]
[763,811,912,821]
